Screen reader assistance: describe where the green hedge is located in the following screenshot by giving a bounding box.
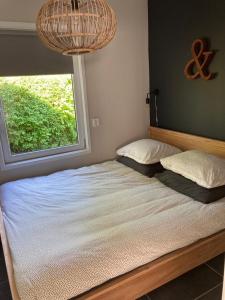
[0,83,77,154]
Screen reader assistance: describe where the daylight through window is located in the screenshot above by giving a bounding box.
[0,74,78,154]
[0,30,89,167]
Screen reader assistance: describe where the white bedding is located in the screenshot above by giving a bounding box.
[1,161,225,300]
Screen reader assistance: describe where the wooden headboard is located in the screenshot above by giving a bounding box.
[149,127,225,159]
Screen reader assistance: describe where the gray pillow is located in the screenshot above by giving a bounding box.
[117,156,164,177]
[155,170,225,204]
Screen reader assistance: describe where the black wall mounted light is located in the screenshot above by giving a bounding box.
[146,89,159,127]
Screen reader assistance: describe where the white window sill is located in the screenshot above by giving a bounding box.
[0,146,91,171]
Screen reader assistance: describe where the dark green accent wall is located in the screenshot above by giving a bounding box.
[149,0,225,140]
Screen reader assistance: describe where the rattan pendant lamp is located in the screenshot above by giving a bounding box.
[36,0,117,55]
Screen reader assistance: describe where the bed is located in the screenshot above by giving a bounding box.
[0,126,225,300]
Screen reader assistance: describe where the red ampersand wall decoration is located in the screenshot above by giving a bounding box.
[184,39,215,80]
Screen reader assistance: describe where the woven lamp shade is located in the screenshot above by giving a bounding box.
[36,0,117,55]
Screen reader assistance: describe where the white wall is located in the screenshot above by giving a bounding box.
[0,0,149,183]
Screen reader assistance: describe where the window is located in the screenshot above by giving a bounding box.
[0,27,90,169]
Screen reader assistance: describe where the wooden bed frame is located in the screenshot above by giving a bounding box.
[0,126,225,300]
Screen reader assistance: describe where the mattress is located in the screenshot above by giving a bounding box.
[1,161,225,300]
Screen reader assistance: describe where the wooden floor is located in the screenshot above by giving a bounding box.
[0,241,224,300]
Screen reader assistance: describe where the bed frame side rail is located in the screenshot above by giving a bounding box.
[0,205,20,300]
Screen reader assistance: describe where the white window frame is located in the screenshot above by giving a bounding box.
[0,22,91,171]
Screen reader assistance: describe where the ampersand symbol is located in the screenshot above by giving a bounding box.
[184,39,215,80]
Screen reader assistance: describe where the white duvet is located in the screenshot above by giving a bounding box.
[1,161,225,300]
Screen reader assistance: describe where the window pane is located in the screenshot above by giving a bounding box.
[0,74,78,155]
